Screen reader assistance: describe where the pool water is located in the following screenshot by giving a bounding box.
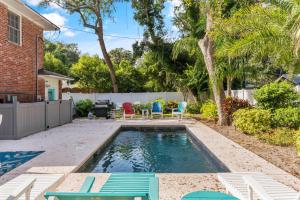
[80,127,228,173]
[0,151,44,176]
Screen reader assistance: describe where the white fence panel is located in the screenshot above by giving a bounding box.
[63,92,184,105]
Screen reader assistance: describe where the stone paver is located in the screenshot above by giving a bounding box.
[0,118,299,199]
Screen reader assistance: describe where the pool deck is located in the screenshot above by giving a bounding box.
[0,119,299,199]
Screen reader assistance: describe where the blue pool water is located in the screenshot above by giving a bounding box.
[0,151,44,176]
[80,127,229,173]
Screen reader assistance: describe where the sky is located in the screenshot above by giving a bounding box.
[23,0,181,56]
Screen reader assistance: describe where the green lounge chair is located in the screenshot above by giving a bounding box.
[44,173,159,200]
[182,191,239,200]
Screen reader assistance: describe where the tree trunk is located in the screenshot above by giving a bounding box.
[198,9,226,126]
[96,21,118,93]
[226,77,232,97]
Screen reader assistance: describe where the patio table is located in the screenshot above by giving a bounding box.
[182,191,239,200]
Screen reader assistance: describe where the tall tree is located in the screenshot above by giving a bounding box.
[131,0,166,47]
[44,40,80,75]
[109,48,133,66]
[41,0,122,92]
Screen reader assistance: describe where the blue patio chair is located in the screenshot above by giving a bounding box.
[172,102,187,119]
[44,173,159,200]
[151,102,163,118]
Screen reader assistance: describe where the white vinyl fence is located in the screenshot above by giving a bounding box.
[228,86,300,105]
[63,92,184,105]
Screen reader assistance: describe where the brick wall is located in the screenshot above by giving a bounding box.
[0,2,44,103]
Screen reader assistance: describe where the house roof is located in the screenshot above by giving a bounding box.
[38,69,73,81]
[0,0,59,31]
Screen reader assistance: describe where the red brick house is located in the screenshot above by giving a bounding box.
[0,0,72,103]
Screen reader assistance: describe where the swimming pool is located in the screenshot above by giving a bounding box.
[0,151,44,176]
[79,126,229,173]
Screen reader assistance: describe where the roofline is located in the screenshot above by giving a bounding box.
[0,0,59,31]
[24,2,59,30]
[39,74,74,81]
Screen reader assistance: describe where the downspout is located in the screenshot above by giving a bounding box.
[36,35,44,102]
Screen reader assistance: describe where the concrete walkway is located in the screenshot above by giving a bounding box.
[0,119,299,199]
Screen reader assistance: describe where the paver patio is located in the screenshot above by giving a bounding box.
[0,118,299,199]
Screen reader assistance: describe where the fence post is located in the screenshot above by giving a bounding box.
[45,101,49,129]
[69,99,73,123]
[12,96,18,139]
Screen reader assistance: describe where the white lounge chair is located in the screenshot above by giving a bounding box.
[218,172,300,200]
[0,173,64,200]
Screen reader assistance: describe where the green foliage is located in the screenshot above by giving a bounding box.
[70,54,112,92]
[201,100,218,119]
[257,128,297,146]
[109,48,133,65]
[273,107,300,129]
[253,81,299,110]
[116,60,144,92]
[186,102,202,114]
[166,101,178,109]
[296,130,300,156]
[233,108,272,135]
[222,97,251,125]
[44,53,66,75]
[75,99,93,117]
[131,0,166,46]
[44,40,80,76]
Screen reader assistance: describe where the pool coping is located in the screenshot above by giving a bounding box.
[0,119,299,191]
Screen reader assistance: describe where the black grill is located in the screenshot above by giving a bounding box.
[94,100,114,119]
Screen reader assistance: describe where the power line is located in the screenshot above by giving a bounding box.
[58,25,143,40]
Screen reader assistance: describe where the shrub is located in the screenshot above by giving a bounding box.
[186,102,202,114]
[233,108,272,135]
[166,100,178,109]
[296,130,300,156]
[257,128,297,146]
[133,104,142,115]
[76,99,93,117]
[222,97,252,125]
[273,107,300,129]
[253,81,299,110]
[201,100,218,119]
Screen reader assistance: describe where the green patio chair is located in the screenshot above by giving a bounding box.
[44,173,159,200]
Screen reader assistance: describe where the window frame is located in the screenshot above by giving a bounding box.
[7,10,22,46]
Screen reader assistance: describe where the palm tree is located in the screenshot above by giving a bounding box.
[213,4,299,80]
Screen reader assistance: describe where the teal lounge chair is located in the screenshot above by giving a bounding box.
[44,173,159,200]
[151,102,163,118]
[182,191,238,200]
[172,102,187,119]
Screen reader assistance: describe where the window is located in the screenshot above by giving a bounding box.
[8,11,21,45]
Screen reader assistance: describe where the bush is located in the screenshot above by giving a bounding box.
[76,99,93,117]
[233,108,272,135]
[257,128,297,146]
[296,130,300,156]
[253,81,299,110]
[201,100,218,119]
[222,97,252,125]
[273,107,300,129]
[186,102,202,114]
[166,100,178,109]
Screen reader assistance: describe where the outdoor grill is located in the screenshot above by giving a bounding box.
[94,100,114,119]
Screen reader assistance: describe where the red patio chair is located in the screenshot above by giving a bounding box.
[122,102,135,119]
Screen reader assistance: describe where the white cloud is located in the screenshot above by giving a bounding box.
[25,0,61,9]
[168,0,181,17]
[42,13,76,37]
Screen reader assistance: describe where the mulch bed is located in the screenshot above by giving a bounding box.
[199,119,300,179]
